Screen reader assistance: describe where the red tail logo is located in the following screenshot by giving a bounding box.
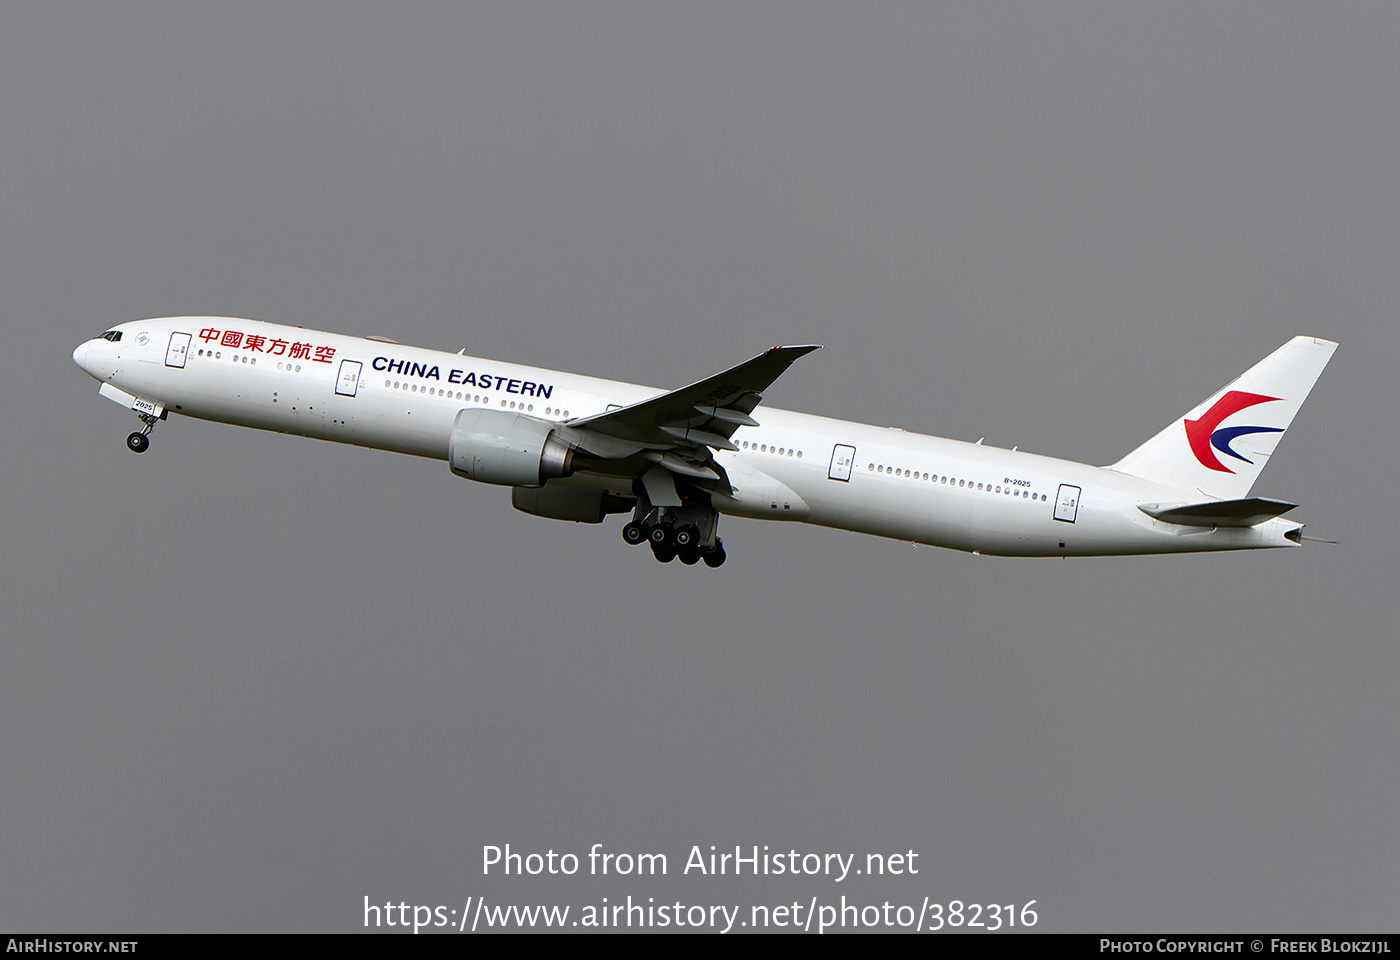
[1184,391,1283,473]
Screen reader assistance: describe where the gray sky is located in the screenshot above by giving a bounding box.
[3,1,1397,933]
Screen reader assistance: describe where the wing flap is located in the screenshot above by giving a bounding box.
[696,404,760,427]
[660,425,739,451]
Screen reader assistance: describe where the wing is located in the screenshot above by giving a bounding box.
[561,344,820,487]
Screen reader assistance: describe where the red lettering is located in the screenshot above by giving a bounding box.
[221,330,243,348]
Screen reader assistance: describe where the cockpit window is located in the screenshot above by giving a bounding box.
[99,331,122,342]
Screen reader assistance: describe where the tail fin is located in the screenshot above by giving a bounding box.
[1109,336,1337,500]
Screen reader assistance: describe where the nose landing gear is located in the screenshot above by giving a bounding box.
[125,412,159,453]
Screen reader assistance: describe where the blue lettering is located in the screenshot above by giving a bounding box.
[462,372,478,387]
[372,357,388,371]
[409,362,425,378]
[507,379,521,394]
[494,376,508,390]
[387,358,405,374]
[448,369,463,384]
[521,382,536,397]
[537,384,552,400]
[425,365,441,380]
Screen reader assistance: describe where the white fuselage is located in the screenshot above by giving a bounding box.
[73,317,1305,557]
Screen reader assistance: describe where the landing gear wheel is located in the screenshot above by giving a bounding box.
[649,524,673,546]
[702,538,727,568]
[126,432,150,453]
[673,524,699,549]
[622,522,647,545]
[650,540,677,563]
[678,545,701,565]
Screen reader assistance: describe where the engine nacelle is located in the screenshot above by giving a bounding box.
[511,484,633,523]
[449,408,578,487]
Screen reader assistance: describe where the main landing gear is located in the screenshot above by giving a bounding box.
[126,412,159,454]
[624,476,726,567]
[622,518,727,567]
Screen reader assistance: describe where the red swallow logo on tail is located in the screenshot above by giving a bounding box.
[1184,391,1284,473]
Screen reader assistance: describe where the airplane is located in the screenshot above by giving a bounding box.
[72,318,1336,567]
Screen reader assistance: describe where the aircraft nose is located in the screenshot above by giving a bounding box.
[73,340,90,372]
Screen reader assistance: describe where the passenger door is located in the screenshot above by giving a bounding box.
[164,332,191,368]
[1053,484,1081,523]
[828,444,856,482]
[335,359,363,397]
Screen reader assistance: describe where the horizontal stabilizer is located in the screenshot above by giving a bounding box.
[1139,498,1298,528]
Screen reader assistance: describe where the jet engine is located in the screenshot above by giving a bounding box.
[511,484,633,523]
[449,409,580,487]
